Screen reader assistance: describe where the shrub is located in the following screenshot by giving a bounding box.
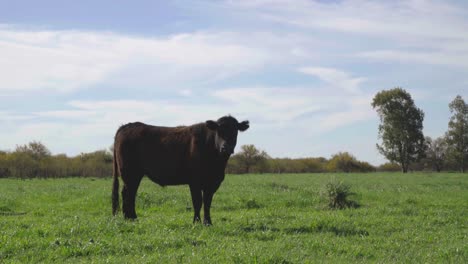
[323,179,358,209]
[327,152,376,173]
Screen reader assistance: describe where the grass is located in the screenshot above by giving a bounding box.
[0,173,467,263]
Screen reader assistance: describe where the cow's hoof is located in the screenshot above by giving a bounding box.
[203,220,212,226]
[123,214,138,220]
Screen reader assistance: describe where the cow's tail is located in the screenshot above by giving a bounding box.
[112,147,120,216]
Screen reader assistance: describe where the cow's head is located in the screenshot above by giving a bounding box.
[206,116,249,156]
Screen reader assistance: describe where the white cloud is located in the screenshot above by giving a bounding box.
[298,67,366,94]
[230,0,468,39]
[0,27,271,93]
[317,95,375,132]
[212,87,323,123]
[179,89,193,97]
[0,111,33,121]
[212,86,375,135]
[227,0,468,69]
[357,50,468,68]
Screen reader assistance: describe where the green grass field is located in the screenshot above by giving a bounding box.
[1,173,467,263]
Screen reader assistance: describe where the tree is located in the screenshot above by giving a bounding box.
[445,95,468,172]
[424,136,447,172]
[372,88,425,173]
[15,141,51,160]
[234,145,269,174]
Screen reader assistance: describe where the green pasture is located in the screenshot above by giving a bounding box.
[0,173,467,263]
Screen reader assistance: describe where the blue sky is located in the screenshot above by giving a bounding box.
[1,0,468,165]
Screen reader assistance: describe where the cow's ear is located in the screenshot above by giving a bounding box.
[238,120,249,131]
[206,120,219,130]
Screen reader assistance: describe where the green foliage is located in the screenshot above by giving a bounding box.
[445,95,468,172]
[323,179,357,209]
[372,88,426,172]
[424,136,448,172]
[0,173,467,263]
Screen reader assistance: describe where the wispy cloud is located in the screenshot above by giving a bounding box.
[357,50,468,68]
[298,67,366,94]
[317,95,375,132]
[178,89,193,97]
[229,0,468,39]
[212,87,323,123]
[227,0,468,69]
[0,111,33,121]
[212,85,375,133]
[0,27,272,93]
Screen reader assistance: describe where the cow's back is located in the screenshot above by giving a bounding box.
[114,122,194,185]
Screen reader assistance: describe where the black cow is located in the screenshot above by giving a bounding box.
[112,115,249,225]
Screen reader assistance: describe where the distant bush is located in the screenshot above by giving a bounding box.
[377,162,401,172]
[326,152,376,173]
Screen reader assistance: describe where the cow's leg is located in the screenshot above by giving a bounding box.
[203,190,215,226]
[121,172,143,219]
[189,184,202,223]
[203,179,223,226]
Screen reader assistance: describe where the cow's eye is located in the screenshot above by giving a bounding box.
[218,127,228,135]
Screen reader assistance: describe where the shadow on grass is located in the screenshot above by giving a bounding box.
[237,221,368,238]
[241,223,280,233]
[268,182,293,192]
[0,205,27,216]
[0,211,27,216]
[284,223,369,237]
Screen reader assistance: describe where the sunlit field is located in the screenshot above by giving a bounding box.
[1,173,467,263]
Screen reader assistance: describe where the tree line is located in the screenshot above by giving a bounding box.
[225,145,376,174]
[0,142,113,178]
[0,139,464,179]
[0,141,377,178]
[1,139,464,179]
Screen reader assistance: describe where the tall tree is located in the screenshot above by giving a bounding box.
[235,144,269,174]
[15,141,51,160]
[425,136,447,172]
[445,95,468,172]
[372,88,425,173]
